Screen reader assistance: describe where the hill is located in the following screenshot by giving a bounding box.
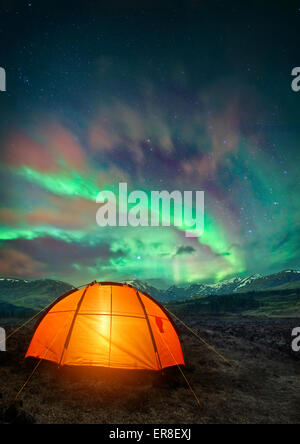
[168,287,300,318]
[0,302,35,318]
[0,278,74,310]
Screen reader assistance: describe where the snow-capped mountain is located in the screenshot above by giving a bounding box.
[162,275,260,300]
[234,270,300,293]
[125,271,300,302]
[233,274,263,292]
[0,277,30,283]
[122,279,162,301]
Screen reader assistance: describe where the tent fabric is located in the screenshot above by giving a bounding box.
[25,282,185,371]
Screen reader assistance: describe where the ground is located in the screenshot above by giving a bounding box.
[0,314,300,424]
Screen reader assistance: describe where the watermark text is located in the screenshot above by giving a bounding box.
[96,183,204,238]
[291,67,300,92]
[292,327,300,352]
[0,67,6,92]
[0,327,6,352]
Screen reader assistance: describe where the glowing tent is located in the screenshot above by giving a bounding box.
[26,282,185,371]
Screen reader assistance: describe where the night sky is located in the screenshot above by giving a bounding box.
[0,1,300,286]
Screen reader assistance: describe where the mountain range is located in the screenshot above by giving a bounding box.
[0,270,300,313]
[125,270,300,301]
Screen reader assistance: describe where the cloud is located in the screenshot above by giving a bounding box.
[0,248,45,278]
[0,237,126,279]
[2,121,88,174]
[3,131,57,172]
[26,195,99,230]
[88,101,175,167]
[40,122,87,170]
[182,100,242,180]
[0,209,17,225]
[175,245,196,256]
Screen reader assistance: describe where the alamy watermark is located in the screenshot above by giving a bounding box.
[0,67,6,92]
[291,327,300,352]
[291,67,300,92]
[96,183,204,238]
[0,327,6,352]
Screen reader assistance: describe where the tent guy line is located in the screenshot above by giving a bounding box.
[164,307,242,373]
[15,321,69,401]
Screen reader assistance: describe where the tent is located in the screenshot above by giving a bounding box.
[25,282,185,371]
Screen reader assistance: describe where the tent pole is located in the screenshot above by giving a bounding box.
[136,291,162,371]
[58,284,90,367]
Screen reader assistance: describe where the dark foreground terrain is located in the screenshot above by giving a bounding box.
[0,314,300,424]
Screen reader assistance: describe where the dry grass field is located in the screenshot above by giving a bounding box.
[0,315,300,424]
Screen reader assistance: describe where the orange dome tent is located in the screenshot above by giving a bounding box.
[26,282,185,371]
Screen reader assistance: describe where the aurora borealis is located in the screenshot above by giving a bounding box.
[0,1,300,286]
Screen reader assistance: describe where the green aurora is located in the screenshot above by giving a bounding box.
[0,2,299,286]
